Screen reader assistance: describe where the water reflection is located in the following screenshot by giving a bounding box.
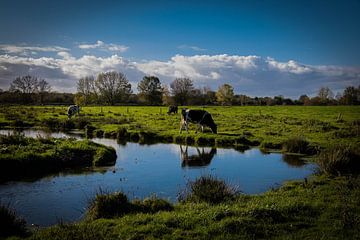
[282,154,307,168]
[0,129,317,226]
[180,145,217,168]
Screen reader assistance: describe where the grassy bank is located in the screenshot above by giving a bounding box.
[0,106,359,151]
[3,175,358,240]
[0,134,116,182]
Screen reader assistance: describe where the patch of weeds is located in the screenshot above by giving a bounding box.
[87,192,173,220]
[179,175,239,204]
[85,125,96,138]
[260,141,282,150]
[87,191,130,219]
[317,144,360,175]
[282,136,311,154]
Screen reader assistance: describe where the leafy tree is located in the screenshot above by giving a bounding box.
[216,84,234,105]
[95,71,132,105]
[137,76,163,105]
[170,78,194,106]
[342,86,360,105]
[298,94,310,105]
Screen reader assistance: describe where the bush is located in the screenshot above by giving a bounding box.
[317,144,360,175]
[282,137,310,154]
[180,175,239,204]
[0,204,28,238]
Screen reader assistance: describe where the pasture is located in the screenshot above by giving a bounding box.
[0,105,359,149]
[1,105,360,239]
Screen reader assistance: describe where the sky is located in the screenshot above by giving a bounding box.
[0,0,359,98]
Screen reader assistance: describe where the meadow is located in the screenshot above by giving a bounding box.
[1,105,359,239]
[0,105,359,150]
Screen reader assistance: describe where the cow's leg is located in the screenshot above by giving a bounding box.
[180,119,186,133]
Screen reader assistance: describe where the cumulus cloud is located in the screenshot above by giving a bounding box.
[78,40,129,53]
[0,49,359,97]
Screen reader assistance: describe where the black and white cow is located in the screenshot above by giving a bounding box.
[167,105,178,114]
[67,105,80,119]
[180,109,217,134]
[180,145,217,167]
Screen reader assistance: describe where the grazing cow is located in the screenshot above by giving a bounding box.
[67,105,80,119]
[167,105,178,114]
[180,145,217,168]
[180,109,217,134]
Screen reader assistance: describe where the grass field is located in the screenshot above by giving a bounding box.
[1,105,359,239]
[0,105,359,150]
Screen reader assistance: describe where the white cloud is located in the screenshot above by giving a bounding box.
[0,49,359,97]
[266,57,312,74]
[0,44,69,55]
[78,40,129,53]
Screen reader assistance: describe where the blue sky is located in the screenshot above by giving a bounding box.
[0,0,359,97]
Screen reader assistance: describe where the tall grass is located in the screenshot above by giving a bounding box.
[179,175,239,204]
[317,144,360,175]
[0,203,28,238]
[87,192,173,220]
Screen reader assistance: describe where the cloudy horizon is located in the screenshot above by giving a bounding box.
[1,0,359,98]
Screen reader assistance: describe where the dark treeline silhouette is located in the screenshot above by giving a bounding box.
[0,73,359,106]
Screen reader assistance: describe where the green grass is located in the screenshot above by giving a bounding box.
[0,133,117,182]
[0,106,359,150]
[11,175,359,240]
[1,105,360,239]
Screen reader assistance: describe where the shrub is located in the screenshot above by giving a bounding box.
[317,144,360,175]
[282,137,310,154]
[180,175,239,204]
[0,204,27,238]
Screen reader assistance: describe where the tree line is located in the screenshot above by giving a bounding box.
[0,72,359,106]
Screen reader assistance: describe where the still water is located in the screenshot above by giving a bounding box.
[0,130,316,226]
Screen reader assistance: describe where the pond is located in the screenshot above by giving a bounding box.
[0,129,316,226]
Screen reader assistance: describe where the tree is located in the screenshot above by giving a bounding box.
[342,86,360,105]
[37,79,51,104]
[298,95,310,105]
[77,76,97,104]
[216,84,234,105]
[317,87,334,104]
[9,75,50,103]
[9,75,39,94]
[95,71,132,105]
[162,85,173,105]
[170,78,194,106]
[137,76,163,105]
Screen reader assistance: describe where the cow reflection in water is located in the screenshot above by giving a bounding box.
[180,145,217,168]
